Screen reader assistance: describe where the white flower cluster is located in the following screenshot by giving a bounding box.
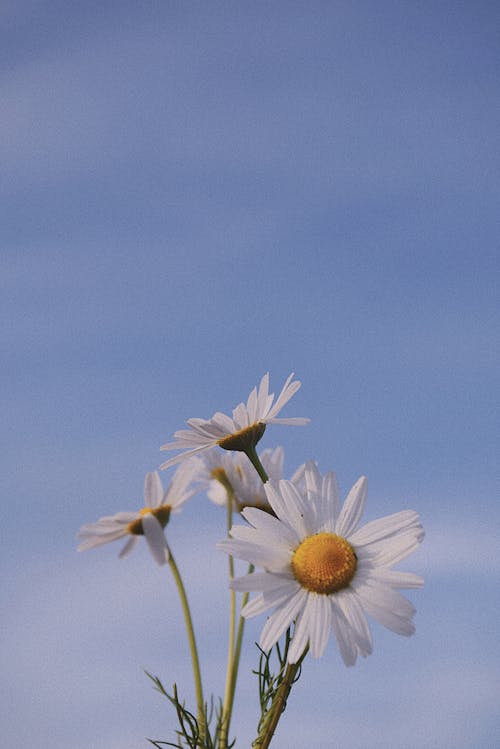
[77,372,424,667]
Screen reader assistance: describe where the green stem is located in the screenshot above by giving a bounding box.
[221,564,254,747]
[167,546,206,741]
[219,489,236,749]
[252,647,308,749]
[244,445,269,483]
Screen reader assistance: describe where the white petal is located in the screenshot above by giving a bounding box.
[304,461,322,495]
[372,528,425,566]
[232,402,249,429]
[228,524,293,556]
[187,418,228,439]
[210,411,237,434]
[259,587,308,652]
[263,481,293,525]
[144,471,164,508]
[265,373,299,420]
[335,591,372,657]
[118,536,140,558]
[256,373,270,417]
[230,571,292,593]
[77,530,127,551]
[217,538,291,572]
[370,569,424,589]
[350,510,421,547]
[142,514,169,565]
[277,479,313,538]
[321,471,340,530]
[290,593,331,662]
[287,607,310,663]
[265,417,310,425]
[260,446,284,481]
[246,385,259,424]
[354,581,416,636]
[242,580,299,618]
[331,603,358,666]
[159,444,211,470]
[336,476,367,537]
[241,507,298,547]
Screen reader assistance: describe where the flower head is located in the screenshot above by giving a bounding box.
[217,463,424,666]
[200,446,306,513]
[160,373,309,470]
[77,461,201,565]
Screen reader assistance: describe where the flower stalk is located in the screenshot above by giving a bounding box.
[252,647,308,749]
[166,545,206,741]
[244,444,269,484]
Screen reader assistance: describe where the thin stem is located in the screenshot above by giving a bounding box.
[244,445,269,483]
[252,647,308,749]
[223,564,254,745]
[219,488,236,749]
[166,546,206,741]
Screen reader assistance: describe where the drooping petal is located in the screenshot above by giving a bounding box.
[119,535,140,558]
[241,580,300,619]
[159,444,212,470]
[331,602,358,666]
[142,513,169,565]
[229,571,292,593]
[353,580,416,636]
[335,590,373,657]
[259,587,308,652]
[290,592,331,662]
[77,530,128,551]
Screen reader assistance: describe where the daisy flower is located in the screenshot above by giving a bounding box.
[200,446,306,513]
[77,460,201,565]
[160,373,309,470]
[217,463,424,666]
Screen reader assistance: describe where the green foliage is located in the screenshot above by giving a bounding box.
[253,629,301,740]
[146,673,235,749]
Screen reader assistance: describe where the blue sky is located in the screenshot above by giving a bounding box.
[2,2,499,747]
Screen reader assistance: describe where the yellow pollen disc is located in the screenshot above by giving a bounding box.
[128,504,172,536]
[291,533,357,594]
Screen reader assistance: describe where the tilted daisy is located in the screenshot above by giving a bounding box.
[160,373,309,470]
[77,460,201,565]
[217,463,424,666]
[201,446,306,513]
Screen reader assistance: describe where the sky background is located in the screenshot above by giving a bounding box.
[2,1,499,747]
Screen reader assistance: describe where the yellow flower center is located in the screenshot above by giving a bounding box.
[217,422,266,452]
[291,532,357,594]
[127,505,171,536]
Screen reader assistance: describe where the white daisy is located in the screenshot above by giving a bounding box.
[200,446,306,513]
[217,463,424,666]
[160,373,309,470]
[77,461,201,565]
